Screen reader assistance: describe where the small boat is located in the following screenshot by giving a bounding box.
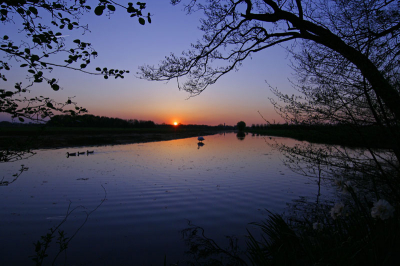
[198,136,205,142]
[77,151,85,156]
[87,150,94,155]
[66,152,76,157]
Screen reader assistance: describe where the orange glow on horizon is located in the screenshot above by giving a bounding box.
[173,122,178,126]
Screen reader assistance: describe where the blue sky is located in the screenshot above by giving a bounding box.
[1,1,296,126]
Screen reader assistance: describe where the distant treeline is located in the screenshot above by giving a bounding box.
[247,123,395,148]
[1,115,237,130]
[249,122,384,130]
[47,114,156,128]
[158,123,234,130]
[45,115,235,129]
[250,123,329,130]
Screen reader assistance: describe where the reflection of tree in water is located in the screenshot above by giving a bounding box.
[270,138,400,203]
[180,220,248,266]
[236,132,246,141]
[0,126,50,163]
[0,148,36,163]
[1,137,37,186]
[31,186,107,266]
[0,164,28,186]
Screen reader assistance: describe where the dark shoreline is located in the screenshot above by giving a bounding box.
[0,129,228,150]
[1,124,394,150]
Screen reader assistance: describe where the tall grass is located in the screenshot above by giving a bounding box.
[245,185,399,266]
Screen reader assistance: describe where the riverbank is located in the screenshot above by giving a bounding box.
[0,126,227,149]
[246,124,395,149]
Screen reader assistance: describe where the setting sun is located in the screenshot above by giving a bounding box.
[173,122,178,126]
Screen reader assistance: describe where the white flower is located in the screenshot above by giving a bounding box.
[313,222,323,231]
[371,199,395,220]
[330,202,346,220]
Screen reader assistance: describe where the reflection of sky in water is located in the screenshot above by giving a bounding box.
[0,133,335,265]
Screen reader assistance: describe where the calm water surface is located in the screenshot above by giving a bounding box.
[0,133,335,265]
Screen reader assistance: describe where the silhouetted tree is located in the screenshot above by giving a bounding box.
[1,0,149,123]
[139,1,400,263]
[140,0,400,121]
[254,0,400,197]
[236,121,246,131]
[139,0,400,200]
[1,1,150,163]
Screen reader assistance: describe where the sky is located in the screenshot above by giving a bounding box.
[1,1,296,126]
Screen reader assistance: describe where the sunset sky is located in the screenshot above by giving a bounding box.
[2,1,296,126]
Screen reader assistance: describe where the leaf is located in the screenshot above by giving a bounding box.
[139,17,145,25]
[3,35,8,40]
[68,24,73,30]
[107,5,116,11]
[52,84,59,91]
[29,7,38,15]
[18,117,24,122]
[46,102,54,108]
[95,67,101,71]
[20,64,28,67]
[94,6,104,16]
[31,54,40,61]
[73,39,81,44]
